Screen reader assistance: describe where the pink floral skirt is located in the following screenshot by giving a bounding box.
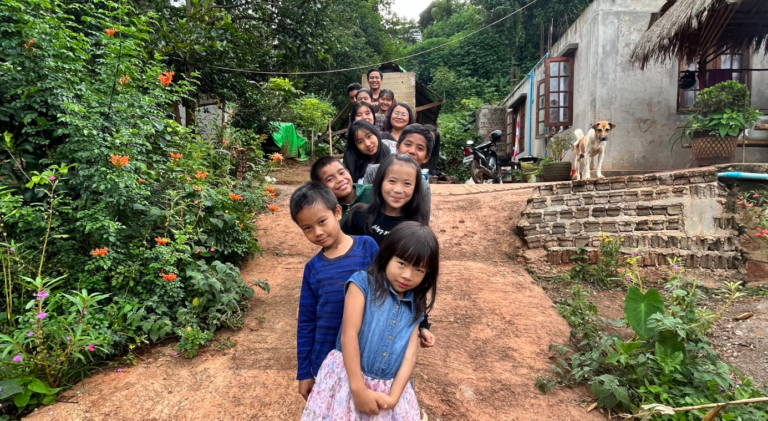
[301,350,421,421]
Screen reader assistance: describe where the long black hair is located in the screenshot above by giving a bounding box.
[382,102,416,133]
[349,154,429,227]
[368,221,439,322]
[343,120,390,182]
[348,101,376,124]
[423,124,441,174]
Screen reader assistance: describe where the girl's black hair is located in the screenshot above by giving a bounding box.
[368,221,439,323]
[355,88,372,100]
[382,102,416,133]
[423,124,441,174]
[349,154,429,228]
[348,101,376,125]
[343,120,390,182]
[378,89,395,101]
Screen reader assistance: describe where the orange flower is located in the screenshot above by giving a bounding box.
[193,185,202,191]
[110,154,129,169]
[119,75,130,86]
[195,171,208,180]
[186,177,191,182]
[269,193,277,200]
[270,153,284,165]
[222,139,229,146]
[23,39,34,49]
[267,205,279,212]
[154,237,169,246]
[229,192,243,201]
[158,71,174,87]
[90,247,108,257]
[169,152,182,161]
[105,28,117,37]
[265,186,275,194]
[138,179,145,184]
[161,271,177,282]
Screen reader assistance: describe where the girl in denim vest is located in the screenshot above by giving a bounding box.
[301,222,439,420]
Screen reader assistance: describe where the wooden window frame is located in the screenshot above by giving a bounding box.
[505,110,514,156]
[677,49,751,112]
[536,81,547,136]
[517,104,526,154]
[544,57,574,127]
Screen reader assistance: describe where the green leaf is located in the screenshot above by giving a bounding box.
[42,394,56,405]
[0,380,23,399]
[27,379,51,394]
[624,287,664,338]
[719,124,728,138]
[14,390,31,407]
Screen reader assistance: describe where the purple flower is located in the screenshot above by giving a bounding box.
[88,344,95,352]
[27,331,34,337]
[673,265,679,271]
[632,251,639,256]
[13,353,22,362]
[82,309,87,315]
[66,336,71,341]
[49,176,56,181]
[37,312,46,319]
[8,247,13,253]
[625,276,631,282]
[36,290,49,301]
[117,368,123,372]
[172,352,178,357]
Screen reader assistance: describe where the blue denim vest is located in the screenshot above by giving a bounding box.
[336,271,423,380]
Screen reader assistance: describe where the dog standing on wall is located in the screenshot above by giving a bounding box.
[572,121,617,180]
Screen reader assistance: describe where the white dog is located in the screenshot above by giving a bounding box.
[572,121,616,180]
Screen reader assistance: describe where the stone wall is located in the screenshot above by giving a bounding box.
[475,106,506,140]
[517,167,742,269]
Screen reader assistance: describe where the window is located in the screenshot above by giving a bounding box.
[544,57,574,127]
[505,110,514,156]
[537,81,547,136]
[678,50,750,111]
[504,106,525,156]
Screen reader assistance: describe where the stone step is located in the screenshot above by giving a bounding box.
[526,231,738,253]
[544,247,740,269]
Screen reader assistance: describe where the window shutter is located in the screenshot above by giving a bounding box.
[544,57,574,127]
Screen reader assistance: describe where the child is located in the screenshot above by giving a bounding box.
[301,222,439,420]
[423,124,442,176]
[363,124,434,221]
[343,120,392,184]
[355,88,374,105]
[350,101,386,133]
[347,83,363,103]
[290,182,380,402]
[377,89,395,116]
[310,156,373,225]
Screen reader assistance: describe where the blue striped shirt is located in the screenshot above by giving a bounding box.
[296,236,379,380]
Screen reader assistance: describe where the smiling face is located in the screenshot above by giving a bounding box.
[381,161,416,216]
[397,133,430,165]
[378,94,394,114]
[390,105,410,131]
[355,128,379,157]
[317,161,354,203]
[368,71,382,90]
[354,106,375,125]
[592,121,617,142]
[386,256,426,297]
[295,202,342,249]
[356,91,372,104]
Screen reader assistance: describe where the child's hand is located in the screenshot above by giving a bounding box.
[353,388,388,415]
[419,329,435,348]
[377,392,398,410]
[298,378,315,401]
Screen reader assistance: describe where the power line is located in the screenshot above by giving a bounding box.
[210,0,539,76]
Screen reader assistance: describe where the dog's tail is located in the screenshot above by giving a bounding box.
[573,129,584,146]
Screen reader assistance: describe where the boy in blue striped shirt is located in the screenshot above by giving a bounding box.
[290,182,379,401]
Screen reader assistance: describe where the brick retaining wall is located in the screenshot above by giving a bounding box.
[517,167,741,269]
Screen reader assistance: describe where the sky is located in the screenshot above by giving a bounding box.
[390,0,433,21]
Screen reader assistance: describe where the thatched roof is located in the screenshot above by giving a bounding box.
[631,0,768,69]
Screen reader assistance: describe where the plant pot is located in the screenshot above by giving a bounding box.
[542,161,573,182]
[690,132,737,166]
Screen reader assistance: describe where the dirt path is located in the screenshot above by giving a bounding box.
[27,170,600,421]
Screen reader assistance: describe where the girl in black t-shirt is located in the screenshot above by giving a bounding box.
[342,154,429,245]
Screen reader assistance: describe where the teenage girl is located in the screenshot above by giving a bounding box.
[343,154,428,245]
[343,120,391,184]
[356,88,374,104]
[423,124,442,176]
[381,103,416,145]
[301,222,439,420]
[350,102,377,127]
[375,89,395,136]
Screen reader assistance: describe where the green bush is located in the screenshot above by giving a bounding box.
[0,0,273,415]
[436,98,484,181]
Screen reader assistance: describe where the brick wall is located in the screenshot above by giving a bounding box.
[475,106,506,140]
[361,72,416,109]
[517,168,742,269]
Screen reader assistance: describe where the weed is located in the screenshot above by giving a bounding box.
[215,337,237,351]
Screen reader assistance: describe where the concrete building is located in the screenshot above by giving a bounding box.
[500,0,768,175]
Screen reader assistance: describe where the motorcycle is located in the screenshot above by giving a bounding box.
[462,132,505,184]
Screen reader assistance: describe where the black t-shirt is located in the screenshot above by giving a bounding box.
[342,210,404,245]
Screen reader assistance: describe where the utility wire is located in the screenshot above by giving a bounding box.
[210,0,539,76]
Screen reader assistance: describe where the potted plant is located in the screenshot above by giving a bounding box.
[542,129,574,181]
[673,81,762,166]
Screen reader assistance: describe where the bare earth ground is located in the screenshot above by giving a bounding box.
[26,166,602,421]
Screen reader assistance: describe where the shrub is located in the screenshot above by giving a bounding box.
[437,98,484,181]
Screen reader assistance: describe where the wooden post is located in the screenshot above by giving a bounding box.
[328,123,333,157]
[311,128,315,157]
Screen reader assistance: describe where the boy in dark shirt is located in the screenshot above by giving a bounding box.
[310,156,372,225]
[290,182,379,400]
